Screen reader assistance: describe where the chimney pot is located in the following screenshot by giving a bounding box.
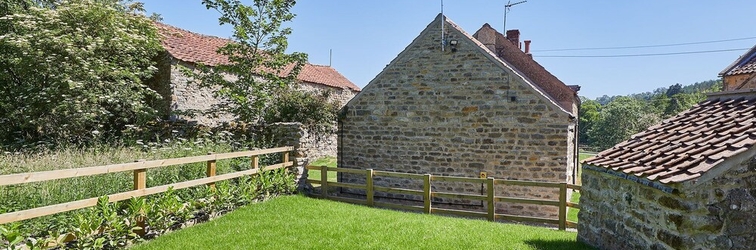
[524,40,531,54]
[506,29,520,47]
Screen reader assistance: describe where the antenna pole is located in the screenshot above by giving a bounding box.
[329,49,332,66]
[441,0,445,52]
[503,0,527,33]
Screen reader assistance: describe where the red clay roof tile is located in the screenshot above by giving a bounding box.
[154,22,360,91]
[472,24,577,113]
[583,92,756,184]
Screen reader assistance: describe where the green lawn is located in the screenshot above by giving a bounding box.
[567,151,596,223]
[133,195,591,250]
[307,156,337,182]
[567,192,580,223]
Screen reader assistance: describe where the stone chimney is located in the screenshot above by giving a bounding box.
[474,23,497,52]
[524,40,531,54]
[506,29,520,49]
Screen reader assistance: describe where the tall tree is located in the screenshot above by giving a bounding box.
[578,100,601,145]
[588,97,660,150]
[0,0,162,145]
[186,0,307,124]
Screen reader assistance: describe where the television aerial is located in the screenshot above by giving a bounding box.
[503,0,527,33]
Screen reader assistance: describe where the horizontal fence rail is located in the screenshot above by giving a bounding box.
[306,166,580,230]
[0,147,294,225]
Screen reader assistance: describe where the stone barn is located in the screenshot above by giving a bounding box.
[580,90,756,249]
[337,14,580,218]
[148,22,361,127]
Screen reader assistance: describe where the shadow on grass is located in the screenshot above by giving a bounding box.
[524,239,595,250]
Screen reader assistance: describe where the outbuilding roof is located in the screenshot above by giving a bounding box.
[720,44,756,77]
[154,22,360,91]
[583,91,756,184]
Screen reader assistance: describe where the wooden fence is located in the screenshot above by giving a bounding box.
[0,146,294,225]
[306,166,580,230]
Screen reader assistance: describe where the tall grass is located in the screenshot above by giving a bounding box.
[0,138,283,235]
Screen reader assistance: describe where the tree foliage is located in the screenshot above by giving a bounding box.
[186,0,308,124]
[578,100,600,145]
[0,0,162,146]
[580,80,721,150]
[263,88,340,134]
[588,97,659,150]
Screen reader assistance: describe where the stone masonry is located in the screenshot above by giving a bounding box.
[338,15,577,218]
[261,122,335,189]
[580,152,756,250]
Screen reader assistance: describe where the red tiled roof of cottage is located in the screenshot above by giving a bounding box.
[473,24,577,112]
[583,92,756,184]
[720,45,756,76]
[154,22,360,91]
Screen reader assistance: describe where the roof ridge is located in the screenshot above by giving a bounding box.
[154,21,360,91]
[155,21,232,41]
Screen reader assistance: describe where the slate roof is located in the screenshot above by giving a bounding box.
[473,24,578,112]
[583,91,756,184]
[720,45,756,76]
[154,22,360,91]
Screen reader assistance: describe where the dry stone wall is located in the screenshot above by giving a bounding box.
[579,153,756,250]
[338,18,576,218]
[259,122,340,189]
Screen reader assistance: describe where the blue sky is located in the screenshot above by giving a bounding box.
[141,0,756,99]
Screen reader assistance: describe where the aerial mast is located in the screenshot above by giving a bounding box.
[503,0,527,33]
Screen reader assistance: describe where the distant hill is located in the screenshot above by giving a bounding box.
[589,79,722,105]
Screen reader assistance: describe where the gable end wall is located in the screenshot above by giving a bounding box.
[338,17,576,218]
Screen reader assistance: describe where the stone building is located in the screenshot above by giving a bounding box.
[148,22,361,126]
[720,44,756,91]
[337,14,580,218]
[581,90,756,249]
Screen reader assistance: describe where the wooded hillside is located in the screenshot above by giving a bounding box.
[580,80,722,151]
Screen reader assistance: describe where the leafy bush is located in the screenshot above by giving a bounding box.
[0,0,162,146]
[263,89,340,134]
[0,167,297,249]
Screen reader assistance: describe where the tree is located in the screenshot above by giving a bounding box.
[588,97,660,150]
[187,0,307,124]
[0,0,162,145]
[665,83,682,97]
[578,100,601,146]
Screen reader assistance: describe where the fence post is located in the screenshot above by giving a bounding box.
[366,169,374,207]
[133,159,146,190]
[321,165,328,198]
[487,177,495,222]
[207,153,217,189]
[283,151,290,164]
[559,183,567,231]
[251,155,259,171]
[133,169,146,190]
[423,174,432,214]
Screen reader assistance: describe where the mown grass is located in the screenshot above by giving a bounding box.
[306,156,337,182]
[133,195,591,250]
[567,151,596,223]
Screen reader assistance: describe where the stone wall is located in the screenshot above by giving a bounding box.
[579,152,756,250]
[161,60,358,127]
[338,17,576,218]
[299,82,359,108]
[168,61,235,127]
[259,122,340,188]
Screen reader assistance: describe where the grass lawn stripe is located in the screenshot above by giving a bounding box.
[133,195,592,250]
